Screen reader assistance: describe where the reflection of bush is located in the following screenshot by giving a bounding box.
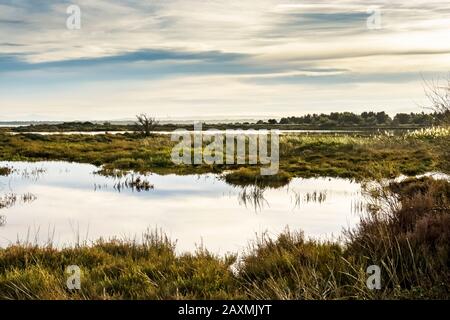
[224,168,291,188]
[0,167,13,176]
[238,186,268,211]
[0,192,37,211]
[0,194,17,210]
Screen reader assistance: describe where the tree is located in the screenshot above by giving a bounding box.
[424,76,450,125]
[376,111,391,124]
[135,114,159,137]
[393,113,411,125]
[423,76,450,171]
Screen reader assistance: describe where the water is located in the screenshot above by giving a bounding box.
[7,129,363,136]
[0,161,365,254]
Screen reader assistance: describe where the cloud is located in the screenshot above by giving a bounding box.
[0,42,26,46]
[0,0,449,120]
[0,19,27,24]
[0,49,247,72]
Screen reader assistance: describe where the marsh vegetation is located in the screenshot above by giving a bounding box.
[0,129,447,180]
[0,176,448,299]
[0,120,448,300]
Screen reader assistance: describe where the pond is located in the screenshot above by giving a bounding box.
[0,161,366,254]
[7,129,365,135]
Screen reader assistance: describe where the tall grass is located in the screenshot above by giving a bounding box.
[406,126,450,139]
[0,177,448,300]
[345,177,450,298]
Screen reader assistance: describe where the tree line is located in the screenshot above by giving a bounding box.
[259,111,448,127]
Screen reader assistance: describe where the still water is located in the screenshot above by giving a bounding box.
[7,129,363,135]
[0,161,365,254]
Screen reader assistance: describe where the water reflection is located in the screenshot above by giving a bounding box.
[0,194,18,210]
[7,129,364,136]
[351,199,367,214]
[0,161,367,253]
[0,193,37,210]
[21,167,47,181]
[292,191,328,209]
[238,186,268,211]
[0,192,37,227]
[112,176,154,192]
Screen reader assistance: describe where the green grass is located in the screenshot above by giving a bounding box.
[0,177,448,300]
[0,131,447,180]
[279,134,446,179]
[223,168,292,188]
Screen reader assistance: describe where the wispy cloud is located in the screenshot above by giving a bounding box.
[0,0,449,120]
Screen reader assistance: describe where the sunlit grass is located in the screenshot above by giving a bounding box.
[406,126,450,139]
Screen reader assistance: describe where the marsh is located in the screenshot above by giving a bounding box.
[0,161,366,253]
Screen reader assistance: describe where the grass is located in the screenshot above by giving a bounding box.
[223,168,292,188]
[279,133,446,179]
[0,131,447,181]
[0,232,240,300]
[0,177,448,300]
[406,126,450,138]
[344,177,450,299]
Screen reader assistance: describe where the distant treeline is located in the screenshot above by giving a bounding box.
[261,111,448,127]
[4,111,448,133]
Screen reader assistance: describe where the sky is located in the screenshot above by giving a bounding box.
[0,0,449,121]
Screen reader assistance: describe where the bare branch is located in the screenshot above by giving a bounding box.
[422,75,450,125]
[135,114,159,137]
